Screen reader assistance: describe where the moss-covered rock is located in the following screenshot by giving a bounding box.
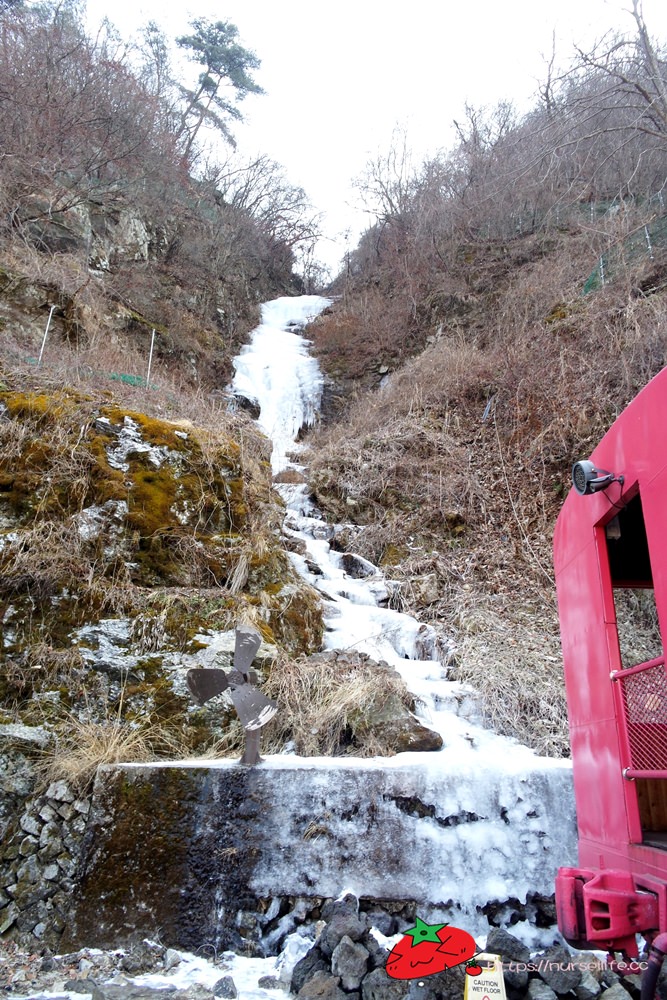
[0,386,323,751]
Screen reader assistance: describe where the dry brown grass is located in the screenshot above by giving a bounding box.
[447,593,567,757]
[39,714,187,790]
[199,652,416,759]
[265,653,415,756]
[308,286,425,383]
[2,520,97,599]
[305,221,667,757]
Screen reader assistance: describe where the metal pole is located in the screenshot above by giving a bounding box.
[145,329,155,389]
[37,305,55,367]
[645,225,654,261]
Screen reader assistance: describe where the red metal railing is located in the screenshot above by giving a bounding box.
[611,656,667,778]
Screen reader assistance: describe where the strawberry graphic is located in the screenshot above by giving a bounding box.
[386,917,478,980]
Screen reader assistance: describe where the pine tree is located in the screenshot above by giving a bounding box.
[176,18,263,160]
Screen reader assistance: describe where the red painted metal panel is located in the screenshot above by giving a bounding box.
[569,722,632,845]
[554,367,667,950]
[556,546,615,728]
[579,838,667,885]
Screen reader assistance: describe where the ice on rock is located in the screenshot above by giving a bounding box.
[232,295,331,473]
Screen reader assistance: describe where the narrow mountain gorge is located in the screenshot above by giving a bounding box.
[1,0,667,995]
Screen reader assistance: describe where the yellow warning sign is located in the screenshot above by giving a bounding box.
[464,953,507,1000]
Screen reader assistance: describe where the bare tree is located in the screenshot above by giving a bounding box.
[203,154,321,266]
[354,127,417,222]
[521,1,667,202]
[571,0,667,141]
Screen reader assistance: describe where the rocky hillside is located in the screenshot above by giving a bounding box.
[1,0,666,962]
[0,0,339,785]
[304,9,667,756]
[307,220,667,757]
[0,0,330,947]
[0,1,320,392]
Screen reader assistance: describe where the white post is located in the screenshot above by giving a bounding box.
[645,225,654,261]
[37,305,56,367]
[145,329,156,389]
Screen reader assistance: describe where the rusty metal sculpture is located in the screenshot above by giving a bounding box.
[186,624,277,766]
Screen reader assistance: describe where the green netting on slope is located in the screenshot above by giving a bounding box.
[470,193,666,245]
[21,361,156,388]
[583,214,667,294]
[109,373,146,387]
[583,269,603,294]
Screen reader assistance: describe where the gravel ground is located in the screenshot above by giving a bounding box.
[0,941,268,1000]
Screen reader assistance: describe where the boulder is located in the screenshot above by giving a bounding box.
[599,984,633,1000]
[331,935,370,991]
[528,981,558,1000]
[419,966,468,1000]
[64,979,106,1000]
[292,946,330,994]
[212,976,238,998]
[340,553,378,578]
[412,573,440,606]
[534,945,581,993]
[575,970,602,1000]
[296,971,347,1000]
[304,651,443,754]
[488,928,532,962]
[362,708,443,753]
[361,968,409,1000]
[319,911,369,957]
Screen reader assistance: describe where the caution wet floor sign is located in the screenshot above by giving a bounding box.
[464,954,507,1000]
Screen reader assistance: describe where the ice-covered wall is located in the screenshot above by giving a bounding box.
[64,756,576,952]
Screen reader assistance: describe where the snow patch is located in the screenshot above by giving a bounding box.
[98,416,172,472]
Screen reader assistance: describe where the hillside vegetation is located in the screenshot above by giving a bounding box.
[0,0,431,793]
[0,0,326,776]
[0,1,320,389]
[306,2,667,755]
[1,0,666,768]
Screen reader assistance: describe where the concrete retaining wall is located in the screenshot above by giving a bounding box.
[62,756,577,952]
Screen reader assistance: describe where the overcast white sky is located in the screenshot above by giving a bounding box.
[86,0,667,272]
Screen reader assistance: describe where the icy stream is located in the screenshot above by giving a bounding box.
[232,296,563,761]
[232,294,466,737]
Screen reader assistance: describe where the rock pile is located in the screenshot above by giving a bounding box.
[0,939,245,999]
[1,888,657,1000]
[0,778,88,944]
[484,927,646,1000]
[290,893,467,1000]
[292,895,648,1000]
